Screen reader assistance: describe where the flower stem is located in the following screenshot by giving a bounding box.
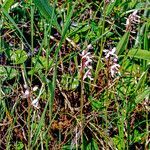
[80,76,84,148]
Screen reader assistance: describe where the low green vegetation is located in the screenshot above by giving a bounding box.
[0,0,149,149]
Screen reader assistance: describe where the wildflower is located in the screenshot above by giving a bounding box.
[126,10,140,32]
[23,84,28,89]
[110,63,120,78]
[79,45,93,81]
[87,44,93,50]
[31,98,39,109]
[103,47,117,59]
[21,84,42,109]
[32,86,38,92]
[31,84,44,109]
[103,47,120,78]
[24,89,29,96]
[83,69,93,81]
[23,89,30,98]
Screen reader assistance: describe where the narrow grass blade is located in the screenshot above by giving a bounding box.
[106,1,116,16]
[134,70,148,92]
[144,23,149,51]
[128,49,150,61]
[116,31,130,55]
[1,8,31,50]
[130,88,150,113]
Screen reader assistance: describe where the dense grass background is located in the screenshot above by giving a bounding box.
[0,0,150,149]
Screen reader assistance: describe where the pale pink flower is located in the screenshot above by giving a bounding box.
[103,47,117,59]
[103,47,120,78]
[22,89,30,98]
[126,10,140,31]
[110,64,120,78]
[31,98,39,109]
[79,45,93,81]
[32,86,38,91]
[83,70,93,81]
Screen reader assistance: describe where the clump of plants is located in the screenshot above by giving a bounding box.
[0,0,149,149]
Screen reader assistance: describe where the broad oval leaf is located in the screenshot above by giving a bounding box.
[61,74,79,90]
[15,141,24,150]
[28,56,53,75]
[0,66,18,81]
[10,50,28,64]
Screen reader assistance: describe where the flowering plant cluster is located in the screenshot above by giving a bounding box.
[22,85,40,109]
[103,47,120,78]
[79,45,93,81]
[126,10,140,32]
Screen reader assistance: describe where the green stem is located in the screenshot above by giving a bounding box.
[30,1,34,85]
[93,1,107,90]
[80,75,84,149]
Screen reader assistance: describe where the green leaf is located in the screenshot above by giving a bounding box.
[128,49,150,61]
[106,1,116,16]
[73,34,80,43]
[135,70,148,92]
[86,139,99,150]
[15,141,24,150]
[113,136,122,150]
[2,8,31,49]
[130,88,150,113]
[28,56,53,74]
[89,96,105,111]
[61,74,79,90]
[3,86,12,95]
[10,50,28,64]
[116,31,130,55]
[2,0,14,12]
[135,88,149,105]
[71,78,79,90]
[33,0,61,33]
[133,130,146,143]
[60,3,75,41]
[78,25,90,33]
[0,66,18,81]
